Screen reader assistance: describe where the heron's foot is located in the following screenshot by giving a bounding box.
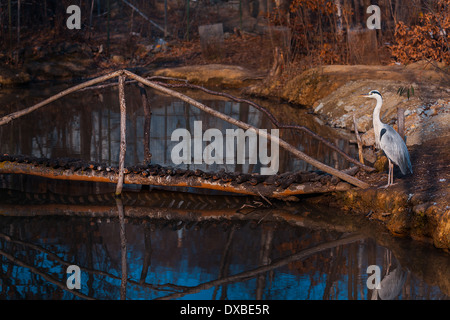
[379,183,397,189]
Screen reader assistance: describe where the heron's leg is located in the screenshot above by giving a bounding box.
[391,162,394,186]
[386,159,392,187]
[389,160,395,186]
[389,160,393,186]
[381,159,393,188]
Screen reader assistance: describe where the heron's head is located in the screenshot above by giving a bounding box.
[361,90,382,99]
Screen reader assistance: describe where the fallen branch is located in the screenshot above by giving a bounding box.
[0,69,370,190]
[123,70,370,189]
[0,160,353,198]
[154,81,375,173]
[71,75,373,173]
[0,71,122,126]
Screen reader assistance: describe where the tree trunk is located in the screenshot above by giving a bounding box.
[335,0,344,37]
[258,0,267,17]
[241,0,251,17]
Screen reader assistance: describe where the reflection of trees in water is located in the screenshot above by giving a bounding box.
[0,210,446,300]
[0,86,357,174]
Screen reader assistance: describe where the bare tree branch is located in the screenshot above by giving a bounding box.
[0,70,123,126]
[123,70,370,188]
[156,233,364,299]
[153,81,375,173]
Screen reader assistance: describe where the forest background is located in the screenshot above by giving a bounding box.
[0,0,448,80]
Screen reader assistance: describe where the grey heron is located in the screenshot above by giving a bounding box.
[362,90,413,187]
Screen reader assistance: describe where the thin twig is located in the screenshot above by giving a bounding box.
[120,0,170,36]
[116,197,128,300]
[78,76,187,92]
[258,191,273,206]
[0,70,122,126]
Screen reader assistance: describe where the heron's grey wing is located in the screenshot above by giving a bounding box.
[379,125,412,175]
[378,267,408,300]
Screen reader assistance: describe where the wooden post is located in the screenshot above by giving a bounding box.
[164,0,168,38]
[17,0,20,44]
[89,0,95,39]
[239,0,242,30]
[353,114,365,165]
[139,83,152,162]
[397,107,405,141]
[186,0,190,41]
[107,0,110,52]
[8,0,12,46]
[116,197,127,300]
[116,74,127,196]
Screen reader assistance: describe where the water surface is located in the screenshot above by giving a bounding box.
[0,83,448,300]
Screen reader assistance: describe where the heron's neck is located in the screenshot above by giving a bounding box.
[373,95,383,126]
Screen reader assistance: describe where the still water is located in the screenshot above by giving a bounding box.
[0,82,448,300]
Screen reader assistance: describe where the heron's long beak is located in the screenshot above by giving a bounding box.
[360,94,370,98]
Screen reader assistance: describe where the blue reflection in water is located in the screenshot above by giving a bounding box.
[0,215,448,300]
[0,85,448,300]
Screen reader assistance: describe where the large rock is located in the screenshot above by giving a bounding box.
[22,41,96,80]
[25,57,94,79]
[153,64,263,87]
[0,65,31,85]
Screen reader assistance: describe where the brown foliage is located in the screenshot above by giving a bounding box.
[390,0,450,64]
